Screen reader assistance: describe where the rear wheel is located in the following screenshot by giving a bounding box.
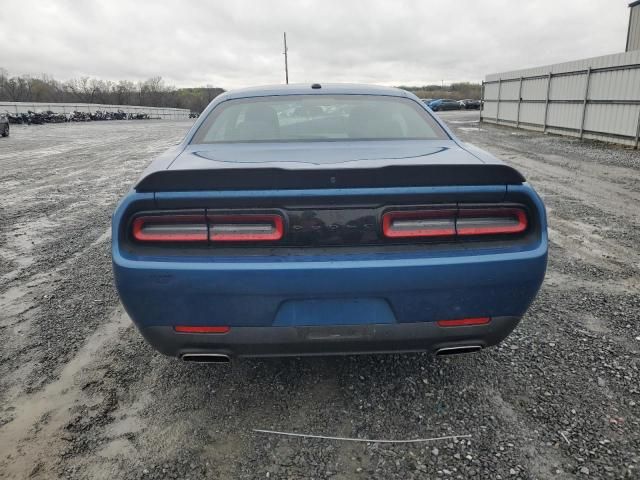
[1,124,8,137]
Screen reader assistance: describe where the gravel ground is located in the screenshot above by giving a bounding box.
[0,114,638,479]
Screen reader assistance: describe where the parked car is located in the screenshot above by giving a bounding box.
[421,98,434,105]
[459,99,481,110]
[0,113,9,137]
[428,99,462,111]
[112,83,547,363]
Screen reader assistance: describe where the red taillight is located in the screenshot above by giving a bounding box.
[174,326,230,334]
[437,317,490,327]
[382,209,457,238]
[208,214,284,242]
[382,207,527,239]
[131,212,285,243]
[132,215,208,242]
[456,208,527,236]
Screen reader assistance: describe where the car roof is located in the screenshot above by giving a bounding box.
[220,83,410,100]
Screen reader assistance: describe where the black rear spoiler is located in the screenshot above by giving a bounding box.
[135,164,525,192]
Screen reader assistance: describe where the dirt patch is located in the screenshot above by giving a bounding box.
[1,115,639,479]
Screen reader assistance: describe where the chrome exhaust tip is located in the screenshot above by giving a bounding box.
[435,345,483,356]
[181,353,231,364]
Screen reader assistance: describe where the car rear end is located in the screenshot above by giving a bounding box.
[112,86,547,361]
[113,167,546,361]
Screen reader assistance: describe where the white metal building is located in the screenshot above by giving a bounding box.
[627,0,640,51]
[482,2,640,148]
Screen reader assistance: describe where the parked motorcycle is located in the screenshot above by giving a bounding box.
[6,108,156,125]
[6,112,24,124]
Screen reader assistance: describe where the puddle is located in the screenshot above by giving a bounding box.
[0,284,35,321]
[0,308,129,477]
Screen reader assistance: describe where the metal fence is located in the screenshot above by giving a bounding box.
[481,50,640,148]
[0,102,190,120]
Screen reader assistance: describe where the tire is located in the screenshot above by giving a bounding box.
[1,124,8,137]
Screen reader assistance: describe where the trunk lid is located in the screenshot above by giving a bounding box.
[135,140,524,192]
[170,140,484,171]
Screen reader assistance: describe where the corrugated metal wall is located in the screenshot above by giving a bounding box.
[627,3,640,51]
[481,50,640,148]
[0,102,190,119]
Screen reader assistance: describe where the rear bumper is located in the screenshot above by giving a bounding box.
[112,185,547,357]
[140,316,520,358]
[114,240,547,327]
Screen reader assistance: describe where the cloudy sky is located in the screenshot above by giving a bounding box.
[0,0,631,89]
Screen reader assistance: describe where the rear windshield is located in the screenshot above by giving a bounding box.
[191,95,448,144]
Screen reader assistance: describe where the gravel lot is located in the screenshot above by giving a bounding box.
[0,114,639,479]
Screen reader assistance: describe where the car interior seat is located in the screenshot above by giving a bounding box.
[231,104,280,140]
[348,106,404,139]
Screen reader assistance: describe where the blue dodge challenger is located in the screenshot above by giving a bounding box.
[112,84,547,363]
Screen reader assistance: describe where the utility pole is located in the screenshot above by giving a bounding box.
[283,32,289,84]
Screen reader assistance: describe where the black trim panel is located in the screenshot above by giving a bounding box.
[139,316,521,358]
[120,202,538,254]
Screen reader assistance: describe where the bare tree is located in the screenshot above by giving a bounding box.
[0,69,224,112]
[114,80,135,105]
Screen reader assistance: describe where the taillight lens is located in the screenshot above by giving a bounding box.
[382,209,456,238]
[208,214,284,242]
[457,208,527,236]
[382,207,528,239]
[131,214,208,242]
[131,212,285,243]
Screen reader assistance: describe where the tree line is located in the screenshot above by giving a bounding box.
[0,69,225,113]
[0,70,482,113]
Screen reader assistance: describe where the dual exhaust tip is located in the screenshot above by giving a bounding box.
[435,345,482,356]
[180,345,482,363]
[181,353,231,364]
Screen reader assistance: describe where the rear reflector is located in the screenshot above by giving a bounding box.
[382,207,527,239]
[437,317,491,327]
[132,215,207,242]
[382,209,456,238]
[208,214,284,242]
[174,326,230,334]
